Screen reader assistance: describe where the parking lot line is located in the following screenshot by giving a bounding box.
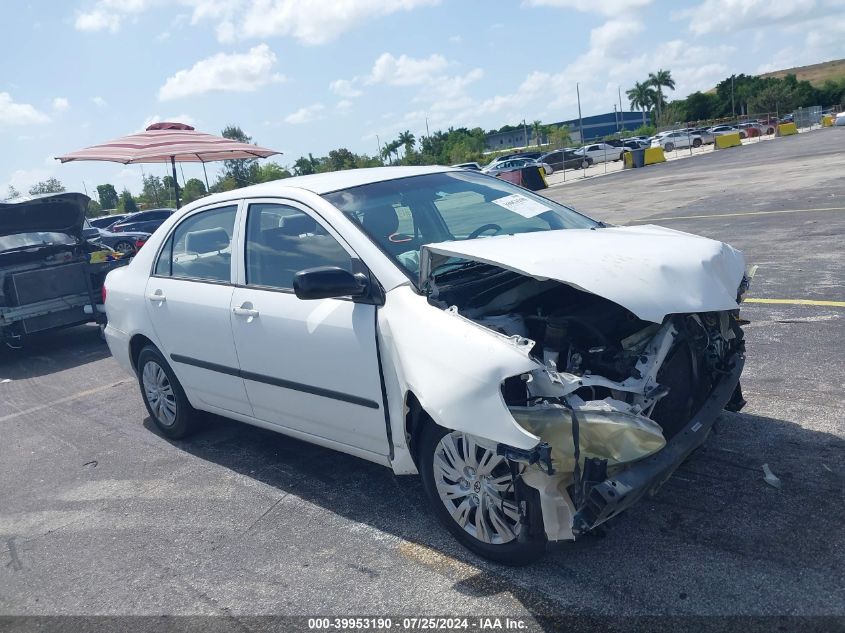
[0,379,132,423]
[744,298,845,308]
[632,206,845,222]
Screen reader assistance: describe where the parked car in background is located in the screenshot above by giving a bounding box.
[82,218,101,242]
[103,166,749,564]
[482,157,553,176]
[89,214,128,230]
[709,125,744,139]
[1,193,128,347]
[109,208,174,234]
[95,229,152,255]
[621,139,649,151]
[574,143,625,163]
[652,131,703,152]
[691,128,716,144]
[539,150,592,171]
[835,112,845,126]
[737,122,763,137]
[451,162,482,171]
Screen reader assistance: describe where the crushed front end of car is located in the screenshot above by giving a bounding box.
[419,226,750,542]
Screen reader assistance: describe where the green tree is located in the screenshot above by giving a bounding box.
[141,175,166,207]
[548,124,572,149]
[684,91,719,121]
[117,189,139,214]
[648,69,675,120]
[531,120,543,147]
[181,178,207,204]
[28,177,65,195]
[292,154,318,176]
[748,82,797,115]
[96,184,119,210]
[397,130,415,158]
[5,185,20,199]
[256,162,292,182]
[627,81,657,126]
[220,125,258,187]
[87,200,104,218]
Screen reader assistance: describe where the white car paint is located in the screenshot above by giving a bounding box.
[103,166,749,555]
[421,225,745,324]
[574,143,624,164]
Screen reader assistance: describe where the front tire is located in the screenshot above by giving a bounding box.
[137,345,198,439]
[692,138,702,148]
[418,423,546,565]
[664,142,675,152]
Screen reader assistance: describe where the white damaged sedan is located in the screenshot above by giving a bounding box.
[104,166,750,564]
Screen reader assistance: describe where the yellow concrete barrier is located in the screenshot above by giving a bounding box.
[643,147,665,165]
[715,132,742,149]
[778,122,798,136]
[822,115,834,127]
[623,152,634,169]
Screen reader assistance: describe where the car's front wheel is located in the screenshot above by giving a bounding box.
[664,142,675,152]
[418,423,545,565]
[137,345,198,439]
[692,138,702,148]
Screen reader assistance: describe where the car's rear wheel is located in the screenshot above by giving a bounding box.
[113,240,134,254]
[418,423,546,565]
[692,138,702,148]
[581,159,590,169]
[137,345,198,439]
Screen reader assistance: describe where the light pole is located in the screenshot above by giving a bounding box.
[576,83,584,145]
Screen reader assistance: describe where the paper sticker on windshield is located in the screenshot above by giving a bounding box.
[492,194,550,218]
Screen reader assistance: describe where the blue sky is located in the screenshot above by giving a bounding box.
[2,0,843,197]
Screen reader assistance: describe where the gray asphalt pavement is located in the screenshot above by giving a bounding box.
[1,128,843,628]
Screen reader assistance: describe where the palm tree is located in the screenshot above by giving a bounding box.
[532,120,543,147]
[626,81,657,126]
[648,69,675,120]
[397,130,415,159]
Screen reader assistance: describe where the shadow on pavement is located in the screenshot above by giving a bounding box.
[0,324,110,380]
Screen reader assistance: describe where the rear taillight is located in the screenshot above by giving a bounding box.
[101,285,107,304]
[135,239,147,250]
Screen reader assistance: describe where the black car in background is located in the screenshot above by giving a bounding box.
[89,214,128,230]
[540,149,593,171]
[109,208,174,234]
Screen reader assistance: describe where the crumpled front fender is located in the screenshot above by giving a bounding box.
[377,285,542,474]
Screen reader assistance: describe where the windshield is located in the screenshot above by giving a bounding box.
[0,231,77,252]
[322,171,598,281]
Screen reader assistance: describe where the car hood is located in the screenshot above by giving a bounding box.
[420,225,746,324]
[0,192,89,239]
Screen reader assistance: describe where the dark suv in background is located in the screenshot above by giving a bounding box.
[109,208,174,234]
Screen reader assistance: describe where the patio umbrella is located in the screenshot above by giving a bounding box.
[56,122,281,208]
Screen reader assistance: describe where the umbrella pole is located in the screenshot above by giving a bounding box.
[170,156,181,209]
[201,161,210,192]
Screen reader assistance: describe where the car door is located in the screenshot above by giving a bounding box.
[145,203,253,416]
[229,200,389,455]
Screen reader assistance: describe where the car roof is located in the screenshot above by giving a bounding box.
[181,166,455,211]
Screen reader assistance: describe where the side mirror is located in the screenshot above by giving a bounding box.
[293,266,368,300]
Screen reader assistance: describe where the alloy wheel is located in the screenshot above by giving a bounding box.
[142,360,177,426]
[432,431,520,545]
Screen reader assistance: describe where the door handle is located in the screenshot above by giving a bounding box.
[147,292,166,302]
[233,306,259,318]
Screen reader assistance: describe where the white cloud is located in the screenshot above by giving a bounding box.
[0,93,51,127]
[448,34,462,43]
[684,0,820,35]
[366,52,450,86]
[4,167,53,194]
[74,0,153,31]
[330,78,363,98]
[52,97,70,112]
[235,0,440,45]
[92,96,107,107]
[284,103,326,124]
[524,0,652,15]
[157,44,283,101]
[336,99,353,113]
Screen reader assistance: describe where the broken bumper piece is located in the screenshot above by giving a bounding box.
[572,352,746,535]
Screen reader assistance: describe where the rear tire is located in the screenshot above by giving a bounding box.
[692,138,702,148]
[417,422,546,565]
[137,345,198,439]
[113,240,134,254]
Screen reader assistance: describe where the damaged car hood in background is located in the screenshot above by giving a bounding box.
[421,224,746,324]
[0,192,89,239]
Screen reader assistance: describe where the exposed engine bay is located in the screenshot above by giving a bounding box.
[428,261,746,484]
